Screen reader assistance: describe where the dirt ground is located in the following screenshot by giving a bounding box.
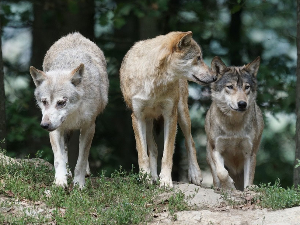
[150,181,300,225]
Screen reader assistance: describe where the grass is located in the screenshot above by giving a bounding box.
[0,151,190,224]
[221,179,300,210]
[252,179,300,210]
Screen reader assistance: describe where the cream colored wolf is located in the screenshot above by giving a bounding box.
[30,33,108,188]
[120,31,216,187]
[205,56,264,190]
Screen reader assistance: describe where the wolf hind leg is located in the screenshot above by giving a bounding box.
[146,119,158,182]
[229,171,244,191]
[177,82,202,186]
[73,123,95,189]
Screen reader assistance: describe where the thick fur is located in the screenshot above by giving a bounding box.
[205,56,264,190]
[30,33,108,188]
[120,31,216,187]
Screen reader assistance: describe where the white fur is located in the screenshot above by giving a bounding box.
[31,33,108,188]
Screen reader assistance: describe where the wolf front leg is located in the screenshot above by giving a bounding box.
[206,142,221,188]
[212,149,235,189]
[73,123,95,188]
[160,104,177,187]
[178,94,202,186]
[146,118,158,182]
[132,113,151,175]
[50,130,68,187]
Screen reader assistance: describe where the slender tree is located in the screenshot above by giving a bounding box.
[228,2,243,65]
[0,17,6,150]
[294,0,300,186]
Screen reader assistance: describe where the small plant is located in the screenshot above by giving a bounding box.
[220,179,300,210]
[168,190,189,216]
[252,179,300,210]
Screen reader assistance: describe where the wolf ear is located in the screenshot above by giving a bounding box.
[211,56,227,75]
[70,64,84,86]
[244,56,260,77]
[177,31,193,50]
[30,66,47,87]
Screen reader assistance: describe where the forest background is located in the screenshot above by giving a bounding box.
[0,0,297,187]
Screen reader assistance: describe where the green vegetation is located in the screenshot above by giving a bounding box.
[253,179,300,210]
[221,179,300,210]
[0,154,189,224]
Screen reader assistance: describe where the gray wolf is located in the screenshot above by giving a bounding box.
[120,31,216,187]
[205,56,264,190]
[30,32,108,188]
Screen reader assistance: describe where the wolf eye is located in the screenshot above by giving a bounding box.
[41,99,48,106]
[197,56,201,61]
[226,85,234,90]
[56,100,66,108]
[245,85,250,90]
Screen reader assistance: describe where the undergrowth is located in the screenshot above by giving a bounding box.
[0,150,189,224]
[221,179,300,210]
[252,179,300,210]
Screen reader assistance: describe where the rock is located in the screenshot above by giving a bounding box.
[151,182,300,225]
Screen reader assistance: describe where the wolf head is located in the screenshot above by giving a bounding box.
[163,31,217,85]
[210,56,260,114]
[30,64,84,131]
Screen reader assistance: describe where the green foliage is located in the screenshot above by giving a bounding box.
[0,154,190,224]
[253,179,300,209]
[1,0,297,187]
[168,190,189,215]
[1,1,33,27]
[113,0,170,28]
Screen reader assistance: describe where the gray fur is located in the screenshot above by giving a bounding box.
[205,56,263,191]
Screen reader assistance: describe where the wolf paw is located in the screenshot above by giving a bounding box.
[217,169,229,182]
[73,176,85,189]
[54,176,68,187]
[151,174,159,183]
[188,165,203,186]
[159,174,173,188]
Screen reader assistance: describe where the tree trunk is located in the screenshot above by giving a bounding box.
[294,0,300,187]
[228,3,243,65]
[0,17,6,150]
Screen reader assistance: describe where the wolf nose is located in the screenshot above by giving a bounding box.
[238,101,247,110]
[40,122,50,130]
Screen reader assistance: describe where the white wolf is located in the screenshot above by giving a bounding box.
[30,32,108,188]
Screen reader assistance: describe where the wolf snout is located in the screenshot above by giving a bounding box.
[40,122,50,130]
[40,122,55,131]
[238,101,247,110]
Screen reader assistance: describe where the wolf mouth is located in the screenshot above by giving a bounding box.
[192,75,209,85]
[230,105,247,112]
